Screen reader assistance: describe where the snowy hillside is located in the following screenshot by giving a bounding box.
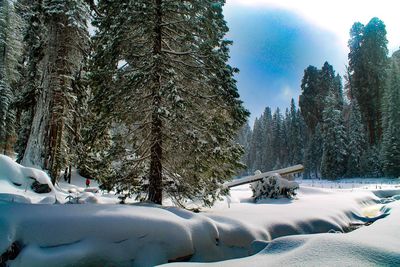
[1,156,400,266]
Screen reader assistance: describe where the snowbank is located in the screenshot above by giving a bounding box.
[1,184,392,266]
[167,200,400,267]
[1,155,399,266]
[0,155,56,203]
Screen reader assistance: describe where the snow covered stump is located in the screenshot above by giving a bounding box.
[250,172,299,201]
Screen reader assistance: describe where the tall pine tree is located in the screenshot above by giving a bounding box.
[348,17,388,145]
[0,0,23,155]
[321,92,347,179]
[88,0,248,205]
[346,100,366,177]
[382,50,400,177]
[21,0,90,182]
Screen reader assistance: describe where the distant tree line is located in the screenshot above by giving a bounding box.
[237,17,400,179]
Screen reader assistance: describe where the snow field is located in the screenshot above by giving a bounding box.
[1,155,399,266]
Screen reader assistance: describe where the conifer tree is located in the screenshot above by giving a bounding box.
[13,0,45,162]
[288,98,304,165]
[21,0,90,182]
[321,93,347,179]
[89,0,248,205]
[300,62,341,177]
[382,51,400,177]
[0,0,23,155]
[235,122,252,175]
[304,124,322,178]
[346,100,366,177]
[348,18,388,144]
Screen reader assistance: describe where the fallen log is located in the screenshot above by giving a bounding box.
[224,164,304,188]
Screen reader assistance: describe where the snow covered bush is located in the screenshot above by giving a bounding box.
[250,173,299,201]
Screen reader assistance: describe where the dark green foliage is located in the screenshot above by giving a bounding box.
[321,93,347,179]
[87,0,249,206]
[0,0,22,155]
[348,17,388,145]
[382,51,400,177]
[346,100,366,177]
[244,102,304,175]
[299,62,343,178]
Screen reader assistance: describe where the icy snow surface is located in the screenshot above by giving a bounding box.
[0,155,400,266]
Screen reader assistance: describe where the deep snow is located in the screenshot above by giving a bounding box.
[0,155,399,266]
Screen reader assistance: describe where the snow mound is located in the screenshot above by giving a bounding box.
[250,174,299,200]
[166,201,400,267]
[0,155,55,203]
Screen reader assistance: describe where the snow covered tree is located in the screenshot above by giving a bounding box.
[0,0,23,155]
[272,108,284,168]
[348,18,388,145]
[321,93,347,179]
[346,100,366,177]
[20,0,90,182]
[89,0,248,205]
[381,51,400,177]
[13,0,46,162]
[304,124,322,178]
[287,98,304,165]
[235,122,252,175]
[300,62,342,178]
[299,65,321,134]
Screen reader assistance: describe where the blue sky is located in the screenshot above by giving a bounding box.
[224,0,400,124]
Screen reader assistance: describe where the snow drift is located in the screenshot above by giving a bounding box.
[0,155,399,266]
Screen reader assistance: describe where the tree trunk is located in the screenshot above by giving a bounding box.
[148,0,163,205]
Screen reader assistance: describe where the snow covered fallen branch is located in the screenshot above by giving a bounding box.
[250,173,299,201]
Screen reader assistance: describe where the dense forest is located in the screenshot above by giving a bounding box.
[237,17,400,179]
[0,0,248,206]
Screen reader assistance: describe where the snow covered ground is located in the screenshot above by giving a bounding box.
[1,155,400,266]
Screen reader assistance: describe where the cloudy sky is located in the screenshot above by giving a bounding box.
[223,0,400,124]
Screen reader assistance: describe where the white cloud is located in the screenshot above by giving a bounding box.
[227,0,400,53]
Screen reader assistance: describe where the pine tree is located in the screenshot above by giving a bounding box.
[346,100,366,177]
[272,108,283,168]
[348,18,388,145]
[235,122,252,175]
[382,51,400,177]
[299,65,321,133]
[0,0,23,155]
[260,107,274,171]
[288,98,304,165]
[304,124,322,178]
[13,0,46,162]
[20,0,90,182]
[321,93,347,179]
[300,62,341,177]
[89,0,248,205]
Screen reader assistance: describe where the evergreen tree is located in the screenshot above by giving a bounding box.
[260,107,274,171]
[348,17,388,145]
[14,0,45,162]
[304,124,322,178]
[299,62,341,177]
[299,65,321,133]
[0,0,23,155]
[272,108,283,168]
[321,93,347,179]
[88,0,248,205]
[235,122,252,175]
[20,0,90,182]
[288,99,303,165]
[382,51,400,177]
[346,100,366,177]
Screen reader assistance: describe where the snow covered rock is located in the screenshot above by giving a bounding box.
[0,155,55,203]
[250,174,299,201]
